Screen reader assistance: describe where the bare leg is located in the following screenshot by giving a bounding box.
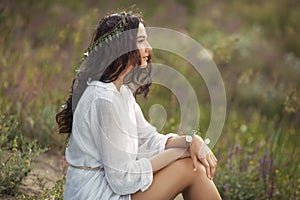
[131,158,221,200]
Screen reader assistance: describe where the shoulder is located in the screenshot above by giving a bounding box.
[122,85,136,101]
[86,81,115,102]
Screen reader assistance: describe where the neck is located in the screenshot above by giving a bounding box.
[113,78,123,91]
[113,65,133,91]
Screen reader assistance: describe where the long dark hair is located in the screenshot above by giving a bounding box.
[56,12,151,134]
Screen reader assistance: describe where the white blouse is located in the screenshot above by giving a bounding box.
[64,81,176,200]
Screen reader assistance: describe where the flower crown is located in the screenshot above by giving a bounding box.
[83,12,132,58]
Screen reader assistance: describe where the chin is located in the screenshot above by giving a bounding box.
[140,62,147,68]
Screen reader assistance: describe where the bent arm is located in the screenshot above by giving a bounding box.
[149,148,190,173]
[165,135,188,149]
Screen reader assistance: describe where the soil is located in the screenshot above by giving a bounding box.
[19,153,65,196]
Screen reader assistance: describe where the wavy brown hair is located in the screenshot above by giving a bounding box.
[56,12,152,134]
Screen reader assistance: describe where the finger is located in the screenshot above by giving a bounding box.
[192,154,198,171]
[208,151,218,164]
[212,153,218,163]
[210,166,215,180]
[209,153,217,166]
[207,156,214,175]
[207,154,216,179]
[200,158,211,179]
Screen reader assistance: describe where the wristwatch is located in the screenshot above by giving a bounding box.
[185,135,193,148]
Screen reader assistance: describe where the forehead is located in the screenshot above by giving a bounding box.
[137,23,147,36]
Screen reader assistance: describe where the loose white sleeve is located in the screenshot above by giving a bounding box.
[89,99,153,195]
[134,101,178,159]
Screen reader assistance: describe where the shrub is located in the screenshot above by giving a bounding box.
[214,112,299,200]
[18,177,65,200]
[0,114,46,196]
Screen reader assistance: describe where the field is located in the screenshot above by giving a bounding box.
[0,0,299,199]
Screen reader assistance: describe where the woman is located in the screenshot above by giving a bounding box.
[56,11,221,200]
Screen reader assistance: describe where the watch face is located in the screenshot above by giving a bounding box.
[204,138,211,145]
[186,135,193,142]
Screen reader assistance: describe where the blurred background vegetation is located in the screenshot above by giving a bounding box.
[0,0,299,199]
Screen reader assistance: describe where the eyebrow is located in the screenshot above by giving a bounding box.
[137,35,146,39]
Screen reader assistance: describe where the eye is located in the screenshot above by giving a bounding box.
[137,39,144,44]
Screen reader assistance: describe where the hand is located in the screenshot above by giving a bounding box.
[189,135,218,180]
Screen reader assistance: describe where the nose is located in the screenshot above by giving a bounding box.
[145,41,152,53]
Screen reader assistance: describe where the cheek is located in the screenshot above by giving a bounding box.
[138,48,143,56]
[137,43,145,53]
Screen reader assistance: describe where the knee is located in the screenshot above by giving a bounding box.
[173,158,206,179]
[191,160,207,180]
[195,162,207,175]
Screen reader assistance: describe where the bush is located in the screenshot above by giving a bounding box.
[216,145,299,199]
[214,112,299,200]
[18,177,65,200]
[0,114,46,196]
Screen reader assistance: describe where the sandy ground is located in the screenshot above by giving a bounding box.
[19,153,64,196]
[19,153,183,199]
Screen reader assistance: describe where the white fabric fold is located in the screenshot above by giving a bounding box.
[64,81,176,199]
